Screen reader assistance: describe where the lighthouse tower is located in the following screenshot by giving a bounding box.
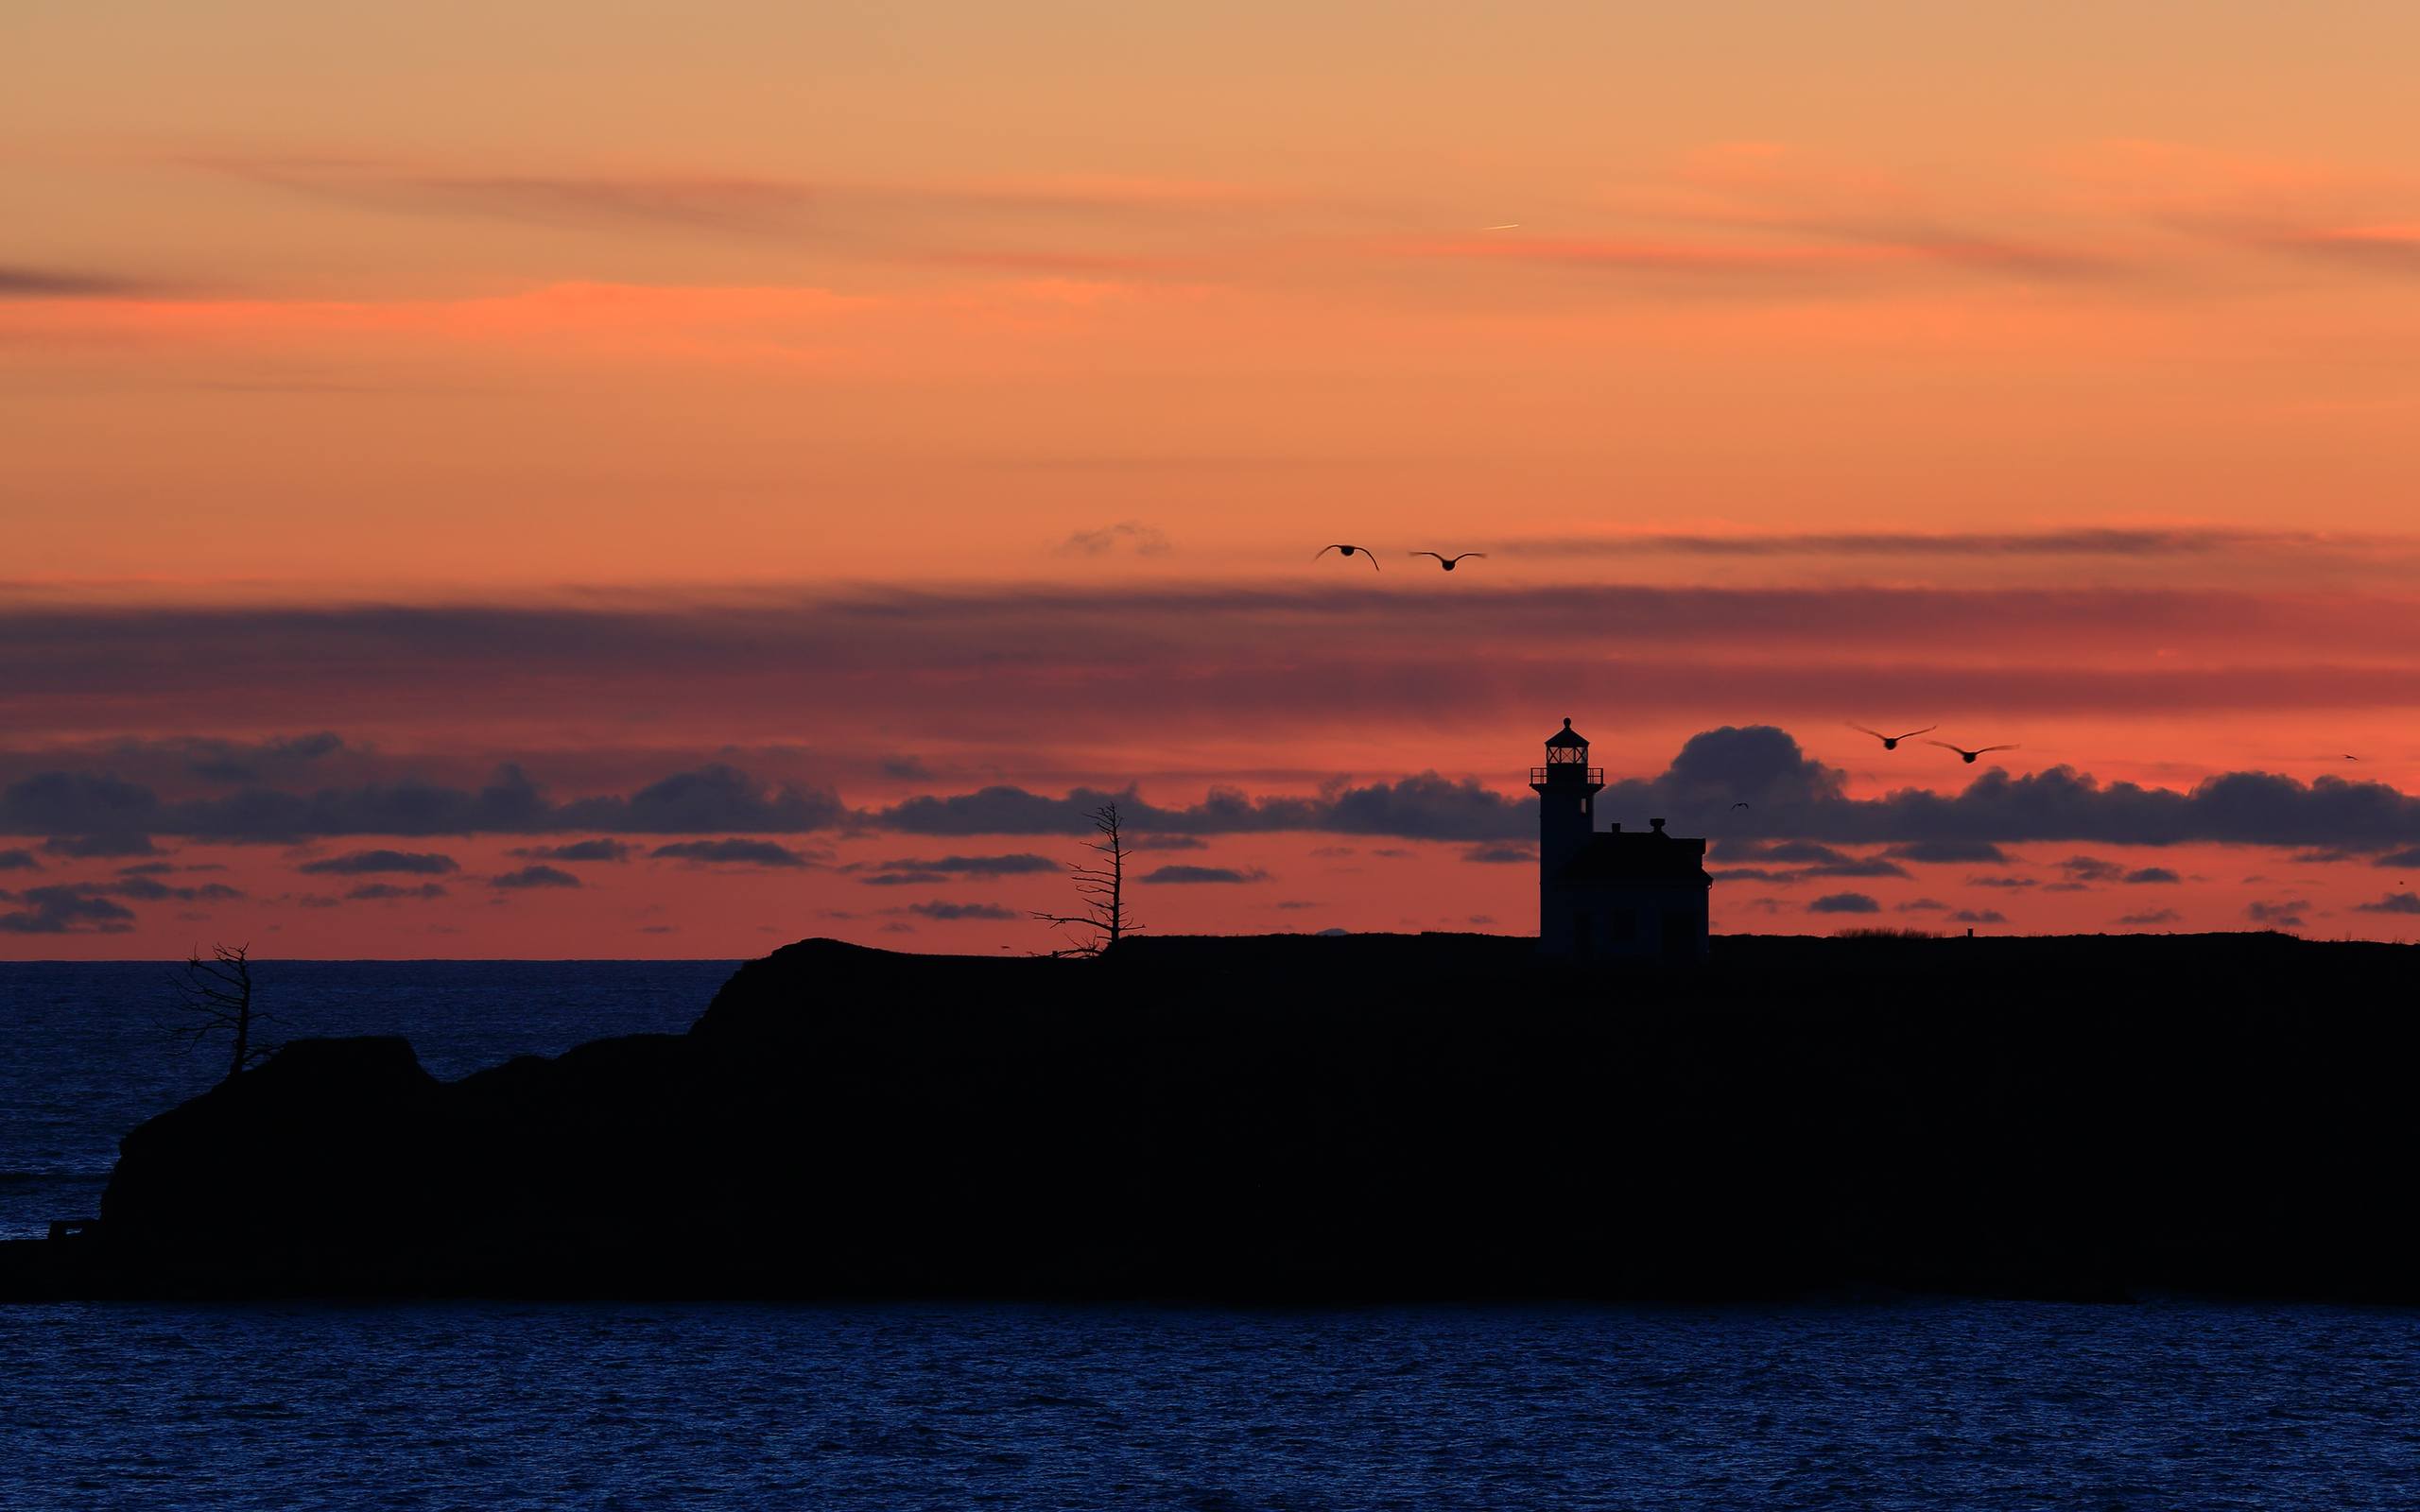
[1530,717,1603,886]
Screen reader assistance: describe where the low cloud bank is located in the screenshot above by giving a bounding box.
[6,727,2420,857]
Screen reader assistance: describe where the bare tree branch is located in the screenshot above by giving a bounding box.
[1030,801,1141,958]
[165,943,275,1084]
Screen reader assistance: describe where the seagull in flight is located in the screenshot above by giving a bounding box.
[1314,544,1380,570]
[1411,552,1486,572]
[1730,801,1752,811]
[1849,723,1936,751]
[1928,740,2019,765]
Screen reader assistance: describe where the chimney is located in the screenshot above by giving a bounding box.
[1650,817,1667,834]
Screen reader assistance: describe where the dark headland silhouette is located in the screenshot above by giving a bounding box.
[6,928,2420,1304]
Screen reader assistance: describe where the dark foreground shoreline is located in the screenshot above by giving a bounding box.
[5,931,2416,1303]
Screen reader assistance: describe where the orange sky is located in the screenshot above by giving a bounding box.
[7,3,2420,955]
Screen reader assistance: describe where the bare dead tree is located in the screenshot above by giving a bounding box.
[1031,801,1141,957]
[168,943,278,1085]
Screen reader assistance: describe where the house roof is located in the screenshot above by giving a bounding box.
[1557,830,1710,885]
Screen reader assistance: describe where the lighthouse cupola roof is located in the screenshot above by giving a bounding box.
[1545,717,1589,749]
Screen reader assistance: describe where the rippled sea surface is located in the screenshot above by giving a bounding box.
[3,1299,2417,1509]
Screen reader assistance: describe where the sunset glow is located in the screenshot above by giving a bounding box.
[9,2,2420,954]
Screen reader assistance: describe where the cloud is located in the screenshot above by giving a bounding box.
[648,838,819,868]
[1059,521,1172,557]
[1460,842,1536,864]
[42,833,161,858]
[905,901,1018,920]
[89,877,243,903]
[0,761,841,842]
[346,882,448,902]
[2245,899,2311,926]
[1391,232,2108,286]
[2057,855,2125,883]
[1807,892,1880,914]
[183,732,345,783]
[1493,527,2377,559]
[2123,867,2181,885]
[1881,840,2013,865]
[0,886,137,934]
[16,585,2420,748]
[2253,227,2420,278]
[1895,898,1949,913]
[0,849,39,871]
[1132,834,1209,850]
[509,839,636,863]
[492,865,580,889]
[1948,909,2008,924]
[878,755,933,781]
[187,155,1260,243]
[557,766,845,834]
[1139,865,1270,885]
[878,772,1530,841]
[1702,839,1908,882]
[1720,839,1851,864]
[2355,892,2420,915]
[0,266,161,299]
[1800,857,1910,879]
[2116,908,2184,926]
[297,849,458,876]
[15,718,2420,864]
[1621,730,2420,852]
[2373,848,2420,869]
[1967,875,2039,889]
[214,162,822,236]
[864,853,1059,877]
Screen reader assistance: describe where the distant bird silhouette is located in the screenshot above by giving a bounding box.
[1731,801,1751,810]
[1314,544,1380,570]
[1850,723,1936,751]
[1928,740,2019,765]
[2342,754,2360,761]
[1410,552,1485,572]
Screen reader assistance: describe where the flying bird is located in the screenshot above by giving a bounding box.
[1849,723,1936,751]
[1730,801,1752,811]
[1927,740,2019,765]
[1314,544,1380,570]
[1411,552,1486,572]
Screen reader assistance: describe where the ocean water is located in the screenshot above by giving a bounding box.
[0,960,737,1241]
[4,1298,2419,1508]
[8,962,2420,1507]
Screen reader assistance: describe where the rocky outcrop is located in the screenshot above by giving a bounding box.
[8,931,2418,1301]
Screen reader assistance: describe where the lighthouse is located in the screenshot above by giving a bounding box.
[1530,718,1603,885]
[1530,717,1712,963]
